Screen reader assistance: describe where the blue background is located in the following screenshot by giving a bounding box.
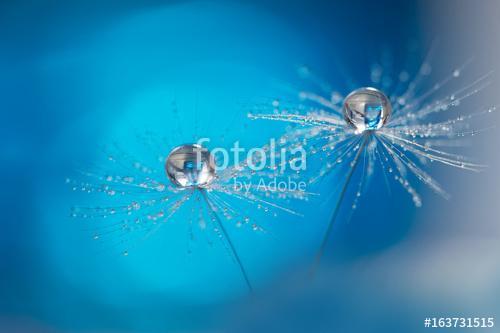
[1,1,499,332]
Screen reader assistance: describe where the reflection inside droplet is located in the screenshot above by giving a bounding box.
[165,144,216,188]
[342,87,392,133]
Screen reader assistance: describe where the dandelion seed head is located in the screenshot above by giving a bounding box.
[165,144,216,188]
[343,87,392,133]
[249,51,491,209]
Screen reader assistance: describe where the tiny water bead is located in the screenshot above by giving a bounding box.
[165,144,216,188]
[342,87,392,133]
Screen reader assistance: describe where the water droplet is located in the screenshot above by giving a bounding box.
[399,71,409,82]
[165,144,216,188]
[420,63,432,75]
[123,176,134,183]
[343,87,392,132]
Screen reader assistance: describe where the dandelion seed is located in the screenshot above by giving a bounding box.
[249,52,493,272]
[69,131,308,291]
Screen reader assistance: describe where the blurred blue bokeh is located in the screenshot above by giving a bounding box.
[2,1,499,332]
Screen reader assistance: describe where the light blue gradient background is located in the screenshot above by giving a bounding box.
[1,1,499,332]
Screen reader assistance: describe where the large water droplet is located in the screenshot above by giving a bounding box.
[165,144,216,188]
[342,87,392,133]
